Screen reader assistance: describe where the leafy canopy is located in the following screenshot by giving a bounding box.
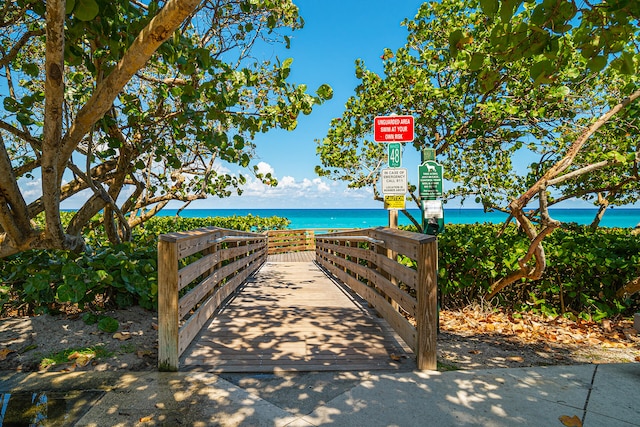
[0,0,332,256]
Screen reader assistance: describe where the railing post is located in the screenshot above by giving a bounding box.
[158,238,179,371]
[416,237,438,370]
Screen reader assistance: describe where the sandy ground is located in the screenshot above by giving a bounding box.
[0,306,158,372]
[1,306,638,372]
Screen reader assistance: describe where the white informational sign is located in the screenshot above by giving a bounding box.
[381,168,407,195]
[422,199,444,218]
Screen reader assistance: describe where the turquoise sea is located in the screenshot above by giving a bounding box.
[158,208,640,230]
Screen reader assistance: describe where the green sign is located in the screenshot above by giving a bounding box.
[388,143,402,168]
[418,161,443,199]
[422,148,436,162]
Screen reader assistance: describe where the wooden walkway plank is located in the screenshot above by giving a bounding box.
[180,256,415,373]
[266,250,315,263]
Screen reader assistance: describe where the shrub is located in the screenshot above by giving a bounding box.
[402,223,640,319]
[0,214,288,316]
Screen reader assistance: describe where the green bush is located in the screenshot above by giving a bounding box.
[1,242,158,314]
[415,223,640,319]
[0,214,288,316]
[4,216,638,320]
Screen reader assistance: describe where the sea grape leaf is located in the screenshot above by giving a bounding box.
[74,0,99,21]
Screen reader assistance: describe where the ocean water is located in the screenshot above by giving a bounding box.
[157,208,640,230]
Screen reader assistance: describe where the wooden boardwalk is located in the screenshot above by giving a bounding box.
[266,250,316,263]
[180,252,415,372]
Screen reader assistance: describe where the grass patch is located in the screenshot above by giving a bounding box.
[437,361,460,371]
[119,343,137,354]
[39,345,113,370]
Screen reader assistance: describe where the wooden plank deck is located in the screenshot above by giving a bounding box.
[267,250,315,263]
[180,254,415,372]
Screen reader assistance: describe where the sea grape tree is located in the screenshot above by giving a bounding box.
[316,0,639,298]
[464,0,640,297]
[0,0,331,257]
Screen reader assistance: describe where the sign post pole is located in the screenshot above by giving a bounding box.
[419,148,443,333]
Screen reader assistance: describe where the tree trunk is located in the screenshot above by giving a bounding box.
[616,276,640,299]
[42,0,66,242]
[590,197,608,230]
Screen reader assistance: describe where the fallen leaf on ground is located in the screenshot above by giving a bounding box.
[635,356,640,362]
[139,415,153,423]
[68,352,94,367]
[113,332,131,341]
[390,353,402,361]
[507,356,524,363]
[0,348,15,361]
[137,349,153,358]
[151,323,158,330]
[559,415,582,426]
[468,349,481,355]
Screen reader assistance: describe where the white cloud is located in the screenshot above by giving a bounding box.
[18,177,42,202]
[214,164,376,208]
[255,161,274,175]
[315,179,330,192]
[279,176,297,187]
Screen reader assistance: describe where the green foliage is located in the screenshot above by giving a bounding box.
[318,0,639,227]
[0,243,158,314]
[1,0,331,254]
[0,214,288,316]
[402,224,640,319]
[97,316,119,333]
[132,214,290,240]
[474,0,640,76]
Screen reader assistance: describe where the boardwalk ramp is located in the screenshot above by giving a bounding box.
[180,252,415,372]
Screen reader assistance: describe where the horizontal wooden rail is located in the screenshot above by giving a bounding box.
[266,229,315,254]
[320,235,385,245]
[158,227,267,371]
[315,227,438,371]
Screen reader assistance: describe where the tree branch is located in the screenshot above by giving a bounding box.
[59,0,202,171]
[512,88,640,211]
[616,276,640,299]
[0,119,42,148]
[547,158,622,186]
[0,29,45,69]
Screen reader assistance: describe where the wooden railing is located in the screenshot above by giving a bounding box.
[315,227,438,371]
[157,227,267,371]
[266,229,315,254]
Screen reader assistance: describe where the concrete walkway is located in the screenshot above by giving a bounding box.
[1,363,638,426]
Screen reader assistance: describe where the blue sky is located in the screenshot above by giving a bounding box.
[182,0,428,209]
